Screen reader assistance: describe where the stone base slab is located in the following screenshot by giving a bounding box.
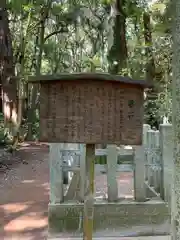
[48,199,170,235]
[48,236,170,240]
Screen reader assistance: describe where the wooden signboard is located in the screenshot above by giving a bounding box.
[29,73,148,145]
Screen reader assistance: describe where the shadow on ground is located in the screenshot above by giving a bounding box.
[0,144,49,240]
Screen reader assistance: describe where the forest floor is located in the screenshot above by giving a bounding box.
[0,143,134,240]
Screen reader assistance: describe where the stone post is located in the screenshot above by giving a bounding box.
[49,143,64,203]
[107,144,118,202]
[159,124,173,206]
[143,124,151,180]
[153,130,160,192]
[133,124,151,202]
[147,130,155,186]
[134,145,146,201]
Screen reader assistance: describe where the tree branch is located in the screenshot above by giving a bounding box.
[44,28,68,42]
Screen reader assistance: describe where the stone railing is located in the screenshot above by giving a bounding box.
[49,124,173,205]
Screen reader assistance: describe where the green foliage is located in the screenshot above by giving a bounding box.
[3,0,172,139]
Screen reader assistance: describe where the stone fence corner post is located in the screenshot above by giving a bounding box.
[159,123,173,206]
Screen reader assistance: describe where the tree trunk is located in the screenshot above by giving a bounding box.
[27,1,52,140]
[108,0,128,74]
[0,0,17,138]
[143,12,159,128]
[143,13,156,83]
[12,9,33,148]
[171,0,180,238]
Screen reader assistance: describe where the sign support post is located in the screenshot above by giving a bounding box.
[83,144,95,240]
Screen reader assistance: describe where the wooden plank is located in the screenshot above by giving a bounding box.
[49,143,64,203]
[39,81,144,145]
[107,145,118,202]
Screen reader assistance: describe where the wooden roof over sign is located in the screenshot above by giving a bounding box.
[28,72,150,88]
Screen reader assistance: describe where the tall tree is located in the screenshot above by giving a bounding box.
[143,12,159,128]
[0,0,17,137]
[171,0,180,239]
[27,0,52,140]
[108,0,128,74]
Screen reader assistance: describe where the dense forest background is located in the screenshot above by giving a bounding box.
[0,0,172,146]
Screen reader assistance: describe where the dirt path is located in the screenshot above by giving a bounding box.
[0,144,133,240]
[0,144,49,240]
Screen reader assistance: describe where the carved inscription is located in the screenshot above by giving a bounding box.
[39,80,143,144]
